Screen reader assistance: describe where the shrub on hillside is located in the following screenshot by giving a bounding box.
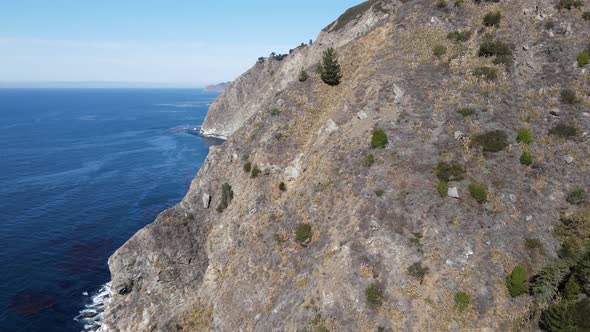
[371,128,388,149]
[433,45,447,59]
[483,11,502,27]
[364,154,375,167]
[516,128,533,144]
[583,11,590,20]
[435,161,465,182]
[560,89,578,104]
[251,164,261,178]
[279,182,286,191]
[216,182,234,213]
[567,188,587,205]
[520,151,533,166]
[454,291,471,311]
[549,124,578,140]
[531,260,571,303]
[559,0,583,10]
[458,106,476,117]
[468,183,488,203]
[507,265,529,297]
[243,162,252,173]
[408,262,429,284]
[366,283,384,306]
[295,223,312,245]
[438,180,449,198]
[578,52,589,67]
[479,37,512,66]
[298,67,309,82]
[472,130,509,152]
[473,66,498,81]
[525,238,543,250]
[447,30,472,43]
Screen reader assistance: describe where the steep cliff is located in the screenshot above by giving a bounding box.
[200,0,396,138]
[106,0,590,331]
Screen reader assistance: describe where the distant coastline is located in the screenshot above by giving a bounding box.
[203,82,231,93]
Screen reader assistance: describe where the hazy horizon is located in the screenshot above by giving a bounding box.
[0,1,365,87]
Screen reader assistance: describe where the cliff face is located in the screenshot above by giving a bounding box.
[106,0,590,331]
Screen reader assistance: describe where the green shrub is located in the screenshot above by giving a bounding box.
[545,20,555,30]
[371,128,388,149]
[270,108,281,116]
[479,38,512,66]
[583,11,590,20]
[216,182,234,213]
[578,52,589,67]
[454,291,471,311]
[483,11,502,27]
[549,124,578,140]
[540,302,573,331]
[560,89,578,104]
[433,45,447,59]
[507,265,529,297]
[436,0,448,8]
[298,67,309,82]
[531,260,571,303]
[364,154,375,167]
[375,189,385,197]
[473,66,498,81]
[567,188,587,205]
[516,128,533,144]
[468,183,488,203]
[520,151,533,166]
[438,180,449,198]
[408,262,429,284]
[295,223,312,245]
[279,182,286,191]
[435,161,465,182]
[458,107,476,117]
[251,165,261,178]
[243,162,252,173]
[454,0,464,7]
[472,130,509,152]
[447,30,472,43]
[556,208,590,260]
[578,254,590,295]
[525,238,543,250]
[559,0,583,10]
[564,276,582,301]
[319,48,342,86]
[366,283,384,306]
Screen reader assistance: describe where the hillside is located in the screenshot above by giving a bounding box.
[105,0,590,331]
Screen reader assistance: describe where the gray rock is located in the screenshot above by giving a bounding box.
[448,187,460,199]
[357,111,368,120]
[202,193,211,209]
[565,155,574,164]
[454,131,465,140]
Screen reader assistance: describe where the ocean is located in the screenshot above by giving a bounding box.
[0,88,222,331]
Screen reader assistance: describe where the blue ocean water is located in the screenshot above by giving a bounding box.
[0,89,221,331]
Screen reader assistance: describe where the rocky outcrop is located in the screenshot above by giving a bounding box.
[106,0,590,331]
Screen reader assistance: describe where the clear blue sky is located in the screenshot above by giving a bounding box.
[0,0,364,87]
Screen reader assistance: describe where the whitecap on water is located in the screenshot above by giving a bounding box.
[74,282,111,331]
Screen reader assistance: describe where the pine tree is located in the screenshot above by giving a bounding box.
[298,67,309,82]
[540,302,574,332]
[531,260,571,303]
[319,48,343,86]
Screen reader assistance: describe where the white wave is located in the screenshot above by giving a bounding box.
[75,282,111,332]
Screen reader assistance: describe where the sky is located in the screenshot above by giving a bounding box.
[0,0,365,87]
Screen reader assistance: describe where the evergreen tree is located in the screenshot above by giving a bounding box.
[531,260,571,303]
[298,67,309,82]
[540,302,574,332]
[319,48,343,86]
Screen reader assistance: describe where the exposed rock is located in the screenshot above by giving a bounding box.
[448,187,460,199]
[357,110,368,120]
[565,155,574,164]
[202,193,211,209]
